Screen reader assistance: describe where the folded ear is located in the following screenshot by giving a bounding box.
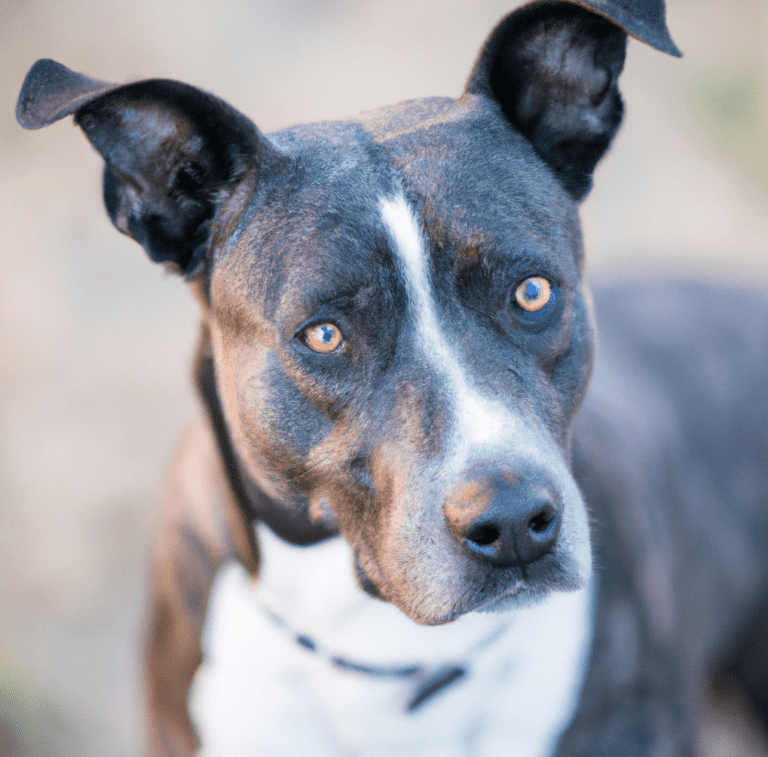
[17,59,272,277]
[466,0,680,199]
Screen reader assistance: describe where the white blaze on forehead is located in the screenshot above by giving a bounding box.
[379,194,513,457]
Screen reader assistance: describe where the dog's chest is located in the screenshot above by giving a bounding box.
[189,526,594,757]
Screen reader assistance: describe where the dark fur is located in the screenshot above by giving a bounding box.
[566,282,768,753]
[16,1,767,755]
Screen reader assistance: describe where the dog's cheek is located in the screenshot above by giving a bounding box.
[210,319,320,505]
[257,353,335,457]
[546,294,595,434]
[516,291,594,449]
[232,360,340,504]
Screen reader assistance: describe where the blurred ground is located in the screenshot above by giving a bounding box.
[1,0,767,755]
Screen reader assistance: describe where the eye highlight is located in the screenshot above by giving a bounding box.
[301,322,344,354]
[514,276,553,313]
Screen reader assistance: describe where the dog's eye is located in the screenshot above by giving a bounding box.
[514,276,553,313]
[301,322,344,354]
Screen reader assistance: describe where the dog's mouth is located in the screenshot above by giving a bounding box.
[471,580,525,612]
[351,549,570,625]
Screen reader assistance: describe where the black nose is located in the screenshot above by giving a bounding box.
[444,478,561,567]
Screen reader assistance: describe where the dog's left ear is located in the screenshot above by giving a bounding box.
[17,59,271,277]
[466,0,680,199]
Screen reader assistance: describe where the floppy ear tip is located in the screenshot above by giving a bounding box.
[17,59,69,129]
[16,58,113,130]
[564,0,682,57]
[607,11,682,57]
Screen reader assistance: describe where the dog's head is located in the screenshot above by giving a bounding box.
[17,0,678,625]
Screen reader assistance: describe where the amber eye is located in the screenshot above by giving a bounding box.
[514,276,553,312]
[302,322,344,353]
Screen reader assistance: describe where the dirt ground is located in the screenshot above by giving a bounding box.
[1,0,767,755]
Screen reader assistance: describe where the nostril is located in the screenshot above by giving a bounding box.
[465,523,501,547]
[528,505,557,535]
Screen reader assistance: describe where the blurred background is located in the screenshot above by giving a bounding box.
[1,0,767,755]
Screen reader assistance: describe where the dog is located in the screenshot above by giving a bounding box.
[16,0,768,754]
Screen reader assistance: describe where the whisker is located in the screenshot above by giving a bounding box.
[287,456,333,482]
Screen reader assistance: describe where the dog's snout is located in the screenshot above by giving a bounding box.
[444,477,561,567]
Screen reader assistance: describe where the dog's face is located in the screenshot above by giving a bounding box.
[17,1,678,625]
[211,97,593,623]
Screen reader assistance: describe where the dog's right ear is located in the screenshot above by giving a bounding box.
[17,59,275,277]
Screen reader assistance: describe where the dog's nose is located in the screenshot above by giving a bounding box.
[444,477,561,567]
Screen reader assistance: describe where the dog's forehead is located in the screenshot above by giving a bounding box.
[358,94,560,194]
[359,95,582,274]
[216,93,580,315]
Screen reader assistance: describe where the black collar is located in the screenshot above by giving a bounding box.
[259,600,514,713]
[261,602,467,713]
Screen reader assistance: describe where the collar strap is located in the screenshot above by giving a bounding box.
[260,604,515,713]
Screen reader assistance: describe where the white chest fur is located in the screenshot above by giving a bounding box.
[189,526,593,757]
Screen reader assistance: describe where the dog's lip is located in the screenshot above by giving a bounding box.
[470,580,526,613]
[353,555,383,599]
